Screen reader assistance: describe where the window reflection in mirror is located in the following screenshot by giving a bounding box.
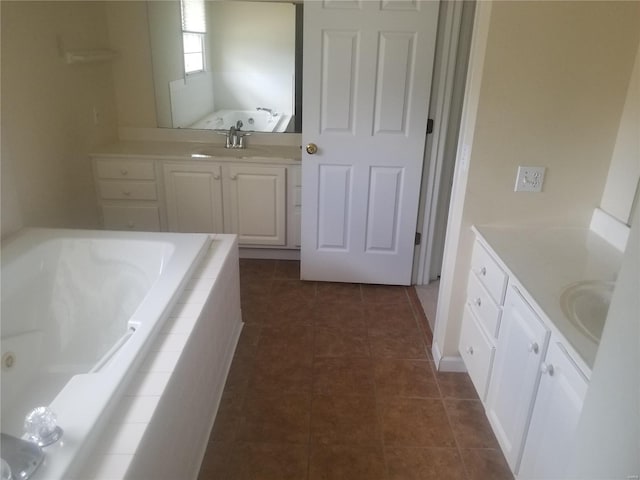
[148,0,301,133]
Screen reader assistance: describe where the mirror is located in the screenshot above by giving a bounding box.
[108,1,302,133]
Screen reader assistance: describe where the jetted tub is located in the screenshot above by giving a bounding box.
[189,109,292,133]
[0,228,210,479]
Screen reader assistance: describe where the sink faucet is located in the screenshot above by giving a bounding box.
[223,123,250,149]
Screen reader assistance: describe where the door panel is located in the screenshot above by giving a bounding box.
[317,165,352,250]
[302,0,439,284]
[321,31,359,133]
[365,166,403,252]
[374,32,415,135]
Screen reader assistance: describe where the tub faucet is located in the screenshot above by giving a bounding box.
[257,107,273,115]
[1,433,44,480]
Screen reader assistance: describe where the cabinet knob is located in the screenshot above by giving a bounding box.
[127,221,134,229]
[230,174,237,180]
[213,174,220,180]
[528,342,540,354]
[466,346,474,355]
[473,297,482,307]
[120,169,128,176]
[480,266,487,276]
[123,190,131,196]
[540,363,555,376]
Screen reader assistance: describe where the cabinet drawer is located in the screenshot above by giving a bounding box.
[98,181,157,200]
[95,159,156,180]
[467,272,502,339]
[470,241,508,304]
[459,306,495,401]
[102,205,160,231]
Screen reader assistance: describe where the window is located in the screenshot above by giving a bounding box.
[180,0,206,74]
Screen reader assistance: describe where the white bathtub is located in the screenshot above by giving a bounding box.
[1,228,211,479]
[189,108,291,133]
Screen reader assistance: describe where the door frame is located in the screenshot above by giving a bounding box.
[412,0,476,286]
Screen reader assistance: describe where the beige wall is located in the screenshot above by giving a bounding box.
[600,45,640,226]
[436,1,640,359]
[106,1,157,129]
[1,1,118,231]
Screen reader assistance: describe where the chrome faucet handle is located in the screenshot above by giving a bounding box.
[24,406,63,447]
[235,132,251,149]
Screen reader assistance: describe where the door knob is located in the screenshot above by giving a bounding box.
[306,143,318,155]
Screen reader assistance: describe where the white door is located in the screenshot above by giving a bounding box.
[301,0,439,285]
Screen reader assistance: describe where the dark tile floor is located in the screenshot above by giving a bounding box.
[198,259,513,480]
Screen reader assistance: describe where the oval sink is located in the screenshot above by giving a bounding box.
[560,280,614,343]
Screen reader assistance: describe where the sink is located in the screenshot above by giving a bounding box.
[560,280,614,343]
[191,146,267,159]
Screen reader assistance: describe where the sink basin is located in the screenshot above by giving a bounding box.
[560,280,614,343]
[191,146,267,159]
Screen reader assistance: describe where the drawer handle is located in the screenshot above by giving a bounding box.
[123,190,132,196]
[480,266,487,276]
[528,342,540,354]
[473,298,482,307]
[466,346,474,355]
[120,169,129,176]
[540,363,554,376]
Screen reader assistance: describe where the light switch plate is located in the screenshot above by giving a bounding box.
[515,166,545,192]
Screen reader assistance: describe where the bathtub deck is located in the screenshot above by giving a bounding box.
[72,234,242,480]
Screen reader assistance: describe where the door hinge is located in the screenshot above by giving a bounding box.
[426,118,434,134]
[415,232,422,245]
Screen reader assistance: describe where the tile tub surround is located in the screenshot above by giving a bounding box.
[75,234,242,480]
[198,259,513,480]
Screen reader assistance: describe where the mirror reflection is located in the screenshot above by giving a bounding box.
[147,0,300,133]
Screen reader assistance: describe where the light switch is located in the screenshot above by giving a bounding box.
[515,166,545,192]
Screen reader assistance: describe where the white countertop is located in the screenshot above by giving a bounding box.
[91,140,302,163]
[473,225,623,372]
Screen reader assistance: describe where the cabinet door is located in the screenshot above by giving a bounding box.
[485,285,550,471]
[163,163,224,233]
[225,164,286,246]
[518,341,588,479]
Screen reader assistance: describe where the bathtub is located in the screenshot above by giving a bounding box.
[1,228,211,479]
[189,108,291,133]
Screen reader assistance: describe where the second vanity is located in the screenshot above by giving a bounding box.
[460,225,622,479]
[91,140,302,254]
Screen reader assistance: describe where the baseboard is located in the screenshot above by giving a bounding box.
[239,247,300,260]
[432,341,467,372]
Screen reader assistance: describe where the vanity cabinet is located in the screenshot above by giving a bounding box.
[93,157,162,231]
[224,164,286,245]
[163,162,224,233]
[92,148,301,251]
[518,340,588,479]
